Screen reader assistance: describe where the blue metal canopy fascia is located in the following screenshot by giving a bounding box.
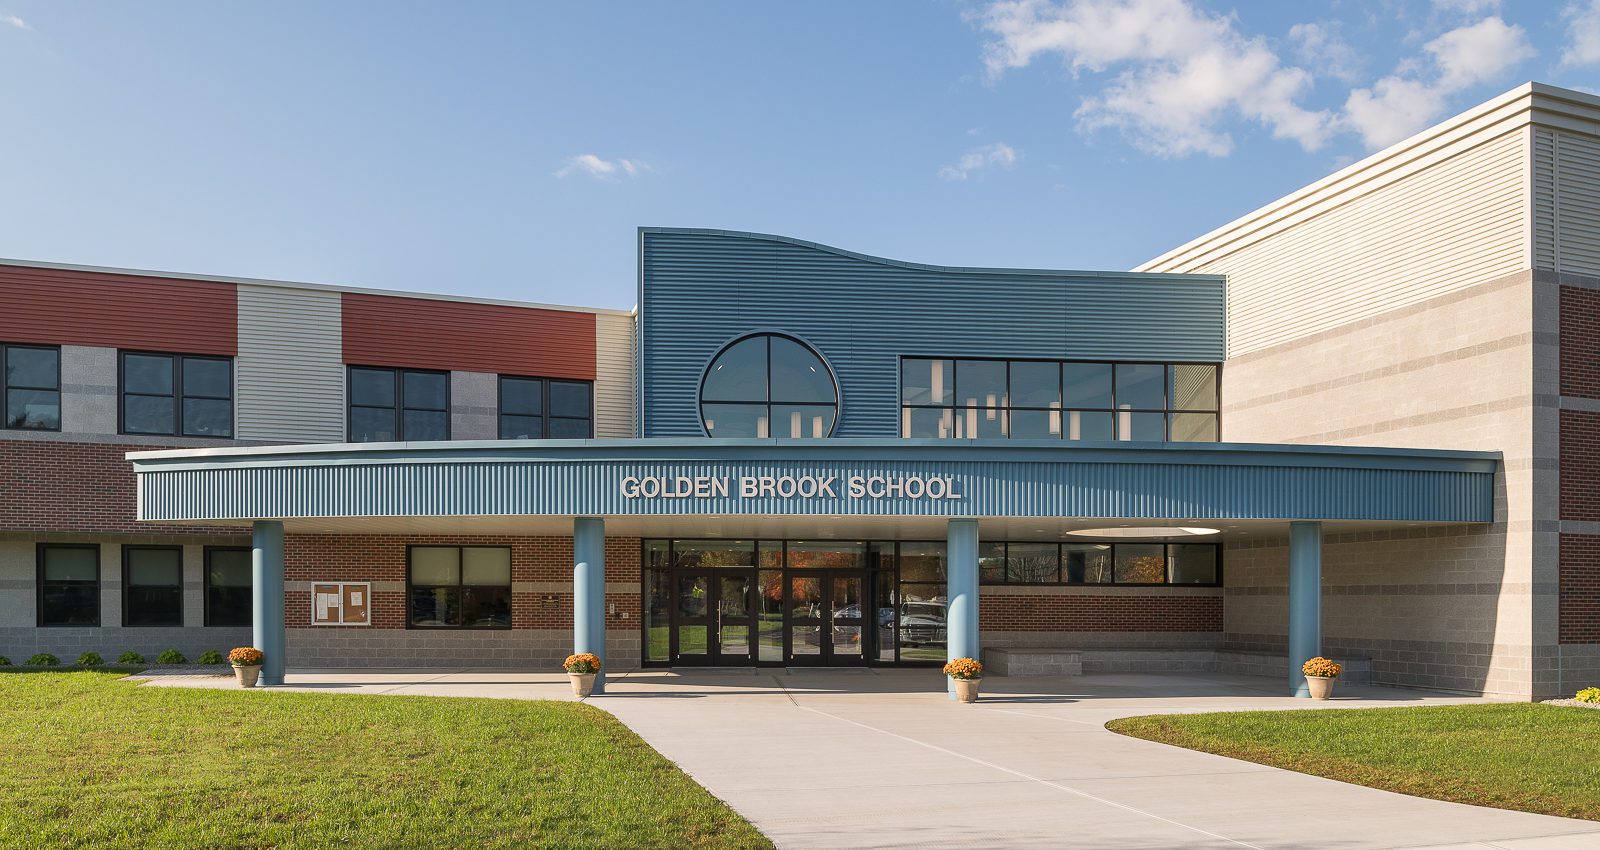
[129,438,1498,524]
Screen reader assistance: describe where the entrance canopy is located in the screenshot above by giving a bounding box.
[128,438,1498,534]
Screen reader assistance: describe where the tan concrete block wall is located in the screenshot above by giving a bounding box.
[1220,271,1543,698]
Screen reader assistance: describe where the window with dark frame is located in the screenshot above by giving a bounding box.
[120,351,233,438]
[123,546,184,627]
[407,546,512,628]
[975,541,1221,586]
[38,543,99,627]
[699,333,838,438]
[204,547,253,627]
[347,366,449,442]
[3,344,61,431]
[899,357,1220,442]
[498,376,594,439]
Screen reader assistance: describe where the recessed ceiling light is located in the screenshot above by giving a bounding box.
[1064,526,1222,538]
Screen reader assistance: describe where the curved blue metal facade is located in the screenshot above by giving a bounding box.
[130,439,1497,524]
[638,228,1228,438]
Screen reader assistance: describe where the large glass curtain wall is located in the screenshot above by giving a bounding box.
[901,358,1220,441]
[643,539,950,666]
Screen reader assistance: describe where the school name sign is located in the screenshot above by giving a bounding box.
[619,472,966,502]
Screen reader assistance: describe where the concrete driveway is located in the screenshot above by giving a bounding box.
[593,669,1600,850]
[138,668,1600,849]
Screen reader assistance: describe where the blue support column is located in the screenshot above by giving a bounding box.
[573,517,606,695]
[946,518,980,700]
[251,520,286,687]
[1288,521,1323,698]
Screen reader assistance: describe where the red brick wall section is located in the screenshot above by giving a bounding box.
[1562,286,1600,400]
[1562,409,1600,523]
[284,534,641,630]
[0,439,244,535]
[980,594,1222,632]
[1561,535,1600,644]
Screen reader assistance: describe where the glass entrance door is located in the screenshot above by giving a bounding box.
[671,571,755,666]
[786,568,867,666]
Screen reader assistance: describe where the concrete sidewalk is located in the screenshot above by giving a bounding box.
[137,668,1600,849]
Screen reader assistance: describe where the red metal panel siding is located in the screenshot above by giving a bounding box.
[0,264,236,354]
[341,293,596,379]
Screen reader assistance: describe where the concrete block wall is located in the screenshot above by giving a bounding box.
[1219,270,1547,698]
[0,535,253,662]
[1224,525,1528,696]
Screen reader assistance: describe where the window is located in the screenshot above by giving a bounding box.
[38,544,99,626]
[976,541,1220,586]
[901,358,1219,442]
[700,333,838,438]
[205,547,252,627]
[348,367,449,442]
[498,376,594,439]
[3,344,60,430]
[123,546,183,627]
[120,352,233,437]
[407,546,511,628]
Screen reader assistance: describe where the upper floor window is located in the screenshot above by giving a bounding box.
[38,543,99,627]
[3,344,60,431]
[900,358,1219,442]
[700,333,838,438]
[499,376,593,439]
[348,367,449,442]
[120,352,233,438]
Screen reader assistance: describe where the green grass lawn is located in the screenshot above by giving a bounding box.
[0,671,772,850]
[1108,704,1600,821]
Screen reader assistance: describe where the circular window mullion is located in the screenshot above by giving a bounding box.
[700,333,837,438]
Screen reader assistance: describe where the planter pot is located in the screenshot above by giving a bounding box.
[569,672,597,697]
[1306,675,1336,700]
[952,677,981,704]
[233,664,262,688]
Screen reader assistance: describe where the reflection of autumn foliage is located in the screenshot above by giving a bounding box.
[786,549,863,569]
[1120,555,1166,583]
[762,571,783,602]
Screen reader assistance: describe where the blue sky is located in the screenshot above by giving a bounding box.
[1,1,1596,309]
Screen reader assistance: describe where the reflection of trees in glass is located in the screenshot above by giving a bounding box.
[1119,555,1166,583]
[675,545,755,568]
[1009,551,1058,582]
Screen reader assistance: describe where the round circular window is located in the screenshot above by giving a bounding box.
[699,333,838,438]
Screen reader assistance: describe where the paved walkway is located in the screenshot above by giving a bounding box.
[138,668,1600,849]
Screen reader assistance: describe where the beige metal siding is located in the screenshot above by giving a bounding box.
[236,284,345,442]
[594,312,636,438]
[1534,128,1600,276]
[1144,128,1528,356]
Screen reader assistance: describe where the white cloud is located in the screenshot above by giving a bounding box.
[1288,22,1361,83]
[554,153,651,180]
[975,0,1333,158]
[939,142,1019,180]
[1343,16,1533,149]
[1,13,28,30]
[1563,2,1600,66]
[1432,0,1501,14]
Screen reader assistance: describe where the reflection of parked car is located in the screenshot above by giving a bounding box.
[834,604,895,627]
[899,601,947,646]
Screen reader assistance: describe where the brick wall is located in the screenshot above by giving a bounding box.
[0,440,245,535]
[1561,409,1600,523]
[284,533,641,630]
[980,593,1222,632]
[1562,286,1600,399]
[1561,535,1600,644]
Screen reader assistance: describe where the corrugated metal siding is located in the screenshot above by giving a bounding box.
[640,230,1226,437]
[594,312,636,437]
[0,263,237,354]
[135,450,1493,524]
[1534,128,1600,276]
[236,284,345,442]
[341,292,596,379]
[1143,128,1528,356]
